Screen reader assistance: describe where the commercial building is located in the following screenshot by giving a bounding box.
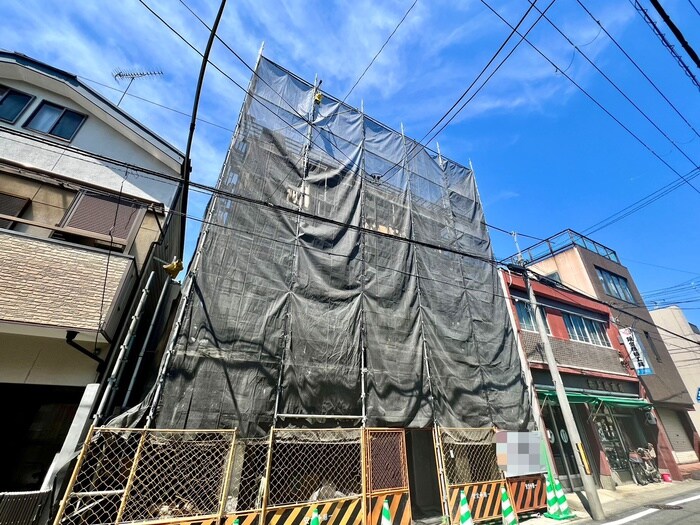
[502,269,678,490]
[511,230,698,479]
[0,51,183,496]
[649,306,700,450]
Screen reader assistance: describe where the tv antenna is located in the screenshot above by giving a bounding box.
[112,68,163,107]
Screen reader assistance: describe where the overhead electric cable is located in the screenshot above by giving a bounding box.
[530,1,700,188]
[375,0,556,187]
[480,0,700,195]
[417,0,542,145]
[648,0,700,69]
[576,0,700,140]
[582,167,700,234]
[142,0,545,247]
[631,0,700,90]
[342,0,419,103]
[689,0,700,17]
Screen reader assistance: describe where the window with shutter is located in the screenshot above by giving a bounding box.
[60,191,144,248]
[0,191,30,229]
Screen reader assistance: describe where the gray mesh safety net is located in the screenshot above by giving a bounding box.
[154,57,530,436]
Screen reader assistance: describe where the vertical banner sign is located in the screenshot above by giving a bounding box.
[619,328,653,376]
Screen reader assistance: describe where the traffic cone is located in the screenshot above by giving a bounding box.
[553,479,575,519]
[381,499,392,525]
[543,477,562,519]
[459,490,474,525]
[500,487,517,524]
[311,508,320,525]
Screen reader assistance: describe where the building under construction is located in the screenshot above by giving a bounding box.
[53,56,544,525]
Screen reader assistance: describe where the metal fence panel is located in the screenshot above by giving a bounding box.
[439,428,500,486]
[0,490,51,525]
[267,429,362,508]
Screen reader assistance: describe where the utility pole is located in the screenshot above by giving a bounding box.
[517,267,605,520]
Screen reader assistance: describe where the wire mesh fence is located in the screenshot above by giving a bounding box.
[439,428,501,485]
[55,428,236,525]
[121,431,234,522]
[366,430,408,492]
[225,438,269,513]
[266,429,362,507]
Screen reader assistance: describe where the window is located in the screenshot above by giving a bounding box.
[515,300,550,334]
[25,101,86,140]
[58,191,145,250]
[596,267,635,303]
[0,86,33,123]
[563,313,611,347]
[0,191,30,229]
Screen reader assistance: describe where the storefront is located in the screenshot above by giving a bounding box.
[533,371,657,491]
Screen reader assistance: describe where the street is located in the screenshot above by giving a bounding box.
[599,492,700,524]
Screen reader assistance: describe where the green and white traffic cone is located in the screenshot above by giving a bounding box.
[553,479,575,519]
[311,508,320,525]
[500,487,517,524]
[543,477,562,519]
[381,498,392,525]
[459,489,474,525]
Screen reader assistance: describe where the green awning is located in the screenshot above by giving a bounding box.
[537,389,651,408]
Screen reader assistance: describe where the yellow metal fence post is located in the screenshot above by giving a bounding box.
[219,429,239,521]
[361,429,367,525]
[115,429,148,524]
[52,423,97,525]
[258,428,275,525]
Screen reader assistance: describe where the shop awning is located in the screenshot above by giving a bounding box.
[538,389,651,409]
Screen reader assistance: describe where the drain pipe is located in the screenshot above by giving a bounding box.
[121,278,172,410]
[94,270,155,424]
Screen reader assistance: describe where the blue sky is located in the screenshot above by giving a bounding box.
[3,0,700,324]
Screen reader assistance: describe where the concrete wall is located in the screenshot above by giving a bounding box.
[531,248,596,296]
[650,306,700,436]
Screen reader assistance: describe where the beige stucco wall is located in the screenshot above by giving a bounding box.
[0,332,106,386]
[650,306,700,435]
[530,247,596,296]
[0,230,134,333]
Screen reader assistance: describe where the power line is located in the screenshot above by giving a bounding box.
[374,0,556,188]
[649,0,700,70]
[582,167,700,235]
[631,0,700,90]
[531,1,700,185]
[417,0,542,146]
[342,0,419,103]
[141,0,546,249]
[479,0,700,195]
[689,0,700,18]
[576,0,700,140]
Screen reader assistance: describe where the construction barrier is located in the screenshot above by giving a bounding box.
[506,475,546,516]
[437,428,508,523]
[365,429,412,525]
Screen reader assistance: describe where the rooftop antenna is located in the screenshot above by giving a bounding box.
[112,68,163,107]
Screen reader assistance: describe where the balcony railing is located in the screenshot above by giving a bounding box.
[505,229,620,265]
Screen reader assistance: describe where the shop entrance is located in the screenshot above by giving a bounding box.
[406,429,443,523]
[542,404,583,492]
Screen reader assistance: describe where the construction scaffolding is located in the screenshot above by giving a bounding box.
[148,54,530,436]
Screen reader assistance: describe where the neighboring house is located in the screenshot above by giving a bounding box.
[649,306,700,450]
[509,230,699,479]
[502,270,679,490]
[0,52,183,494]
